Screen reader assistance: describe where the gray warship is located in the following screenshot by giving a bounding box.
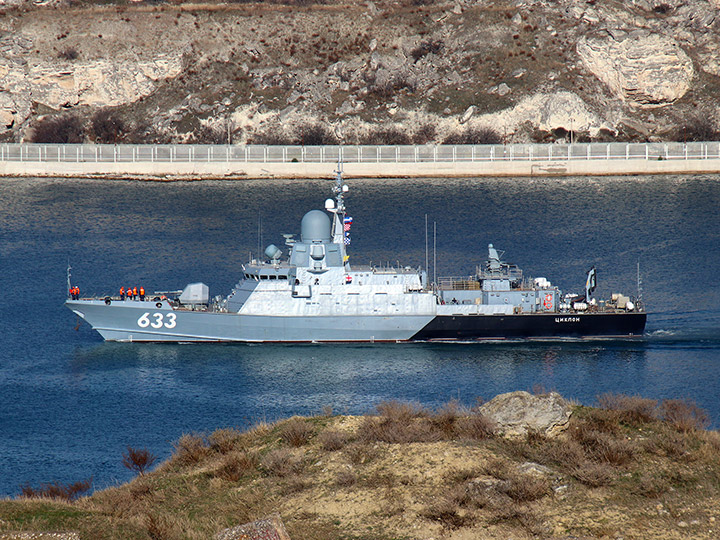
[65,169,646,342]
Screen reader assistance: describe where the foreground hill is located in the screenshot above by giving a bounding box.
[1,392,719,539]
[0,0,719,145]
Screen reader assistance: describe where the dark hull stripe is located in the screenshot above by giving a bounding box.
[410,312,647,340]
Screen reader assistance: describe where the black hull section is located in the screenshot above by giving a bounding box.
[411,312,647,341]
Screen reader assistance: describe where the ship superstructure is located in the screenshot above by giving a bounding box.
[65,168,646,342]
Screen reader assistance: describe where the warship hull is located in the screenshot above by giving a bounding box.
[412,312,647,341]
[67,299,645,343]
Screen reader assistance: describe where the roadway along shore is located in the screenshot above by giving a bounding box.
[3,157,720,179]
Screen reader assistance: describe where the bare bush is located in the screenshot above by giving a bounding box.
[676,114,720,141]
[421,497,473,529]
[58,47,78,60]
[431,400,462,437]
[91,108,126,143]
[360,126,412,145]
[344,442,379,465]
[597,393,658,424]
[634,473,671,498]
[660,399,710,432]
[358,415,442,444]
[412,123,437,144]
[570,460,614,487]
[208,427,244,454]
[216,451,259,482]
[189,125,227,144]
[443,127,502,145]
[455,413,496,440]
[376,400,428,421]
[281,417,314,447]
[31,114,84,143]
[260,448,303,477]
[20,478,92,502]
[570,425,636,466]
[411,40,443,62]
[122,446,157,476]
[171,433,209,466]
[318,429,349,451]
[498,473,550,502]
[248,126,294,145]
[657,431,689,458]
[297,123,338,146]
[145,513,182,540]
[335,469,357,487]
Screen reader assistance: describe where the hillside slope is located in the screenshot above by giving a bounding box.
[1,0,719,144]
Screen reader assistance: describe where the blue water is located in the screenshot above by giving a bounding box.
[1,174,720,497]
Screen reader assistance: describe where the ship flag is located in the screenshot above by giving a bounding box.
[586,266,597,298]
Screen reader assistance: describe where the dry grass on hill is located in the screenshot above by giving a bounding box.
[1,394,720,539]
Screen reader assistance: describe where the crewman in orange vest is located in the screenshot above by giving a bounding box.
[139,286,145,301]
[127,285,133,300]
[72,286,80,300]
[132,286,138,300]
[119,286,125,300]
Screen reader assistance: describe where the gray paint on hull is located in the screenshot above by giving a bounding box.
[67,300,434,342]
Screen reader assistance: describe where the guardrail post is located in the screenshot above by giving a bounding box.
[645,145,648,160]
[626,144,629,160]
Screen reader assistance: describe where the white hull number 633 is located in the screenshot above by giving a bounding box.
[137,312,177,329]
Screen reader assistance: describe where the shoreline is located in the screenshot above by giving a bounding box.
[3,158,720,180]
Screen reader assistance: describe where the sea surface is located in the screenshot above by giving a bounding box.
[1,174,720,497]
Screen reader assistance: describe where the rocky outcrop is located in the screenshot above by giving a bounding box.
[6,55,183,110]
[479,391,573,438]
[476,91,605,138]
[215,515,290,540]
[577,30,694,107]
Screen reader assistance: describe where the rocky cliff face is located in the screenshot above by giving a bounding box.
[1,0,719,144]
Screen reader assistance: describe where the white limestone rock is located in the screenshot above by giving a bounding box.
[577,31,694,107]
[479,391,573,438]
[1,55,182,112]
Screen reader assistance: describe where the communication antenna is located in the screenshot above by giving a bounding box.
[257,213,263,261]
[637,260,643,302]
[66,260,72,296]
[433,221,437,289]
[425,214,429,286]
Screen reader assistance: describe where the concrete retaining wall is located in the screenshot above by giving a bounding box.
[3,157,720,179]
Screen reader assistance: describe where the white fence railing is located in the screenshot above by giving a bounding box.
[2,142,720,164]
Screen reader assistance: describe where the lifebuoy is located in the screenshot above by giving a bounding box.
[543,293,553,309]
[156,302,163,309]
